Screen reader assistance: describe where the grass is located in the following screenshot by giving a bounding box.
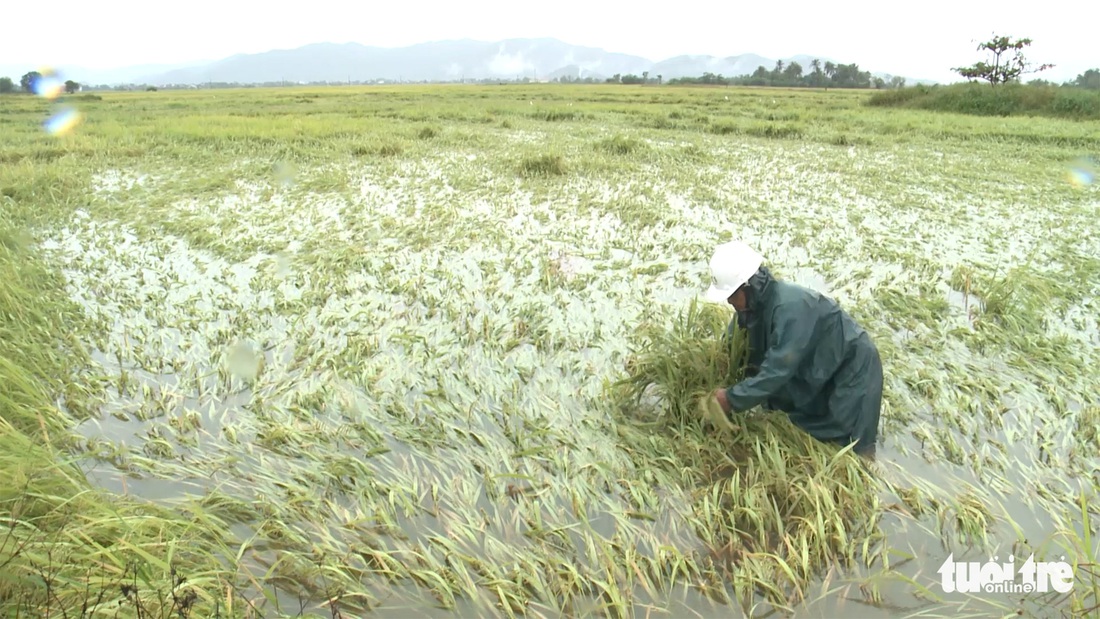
[867,82,1100,121]
[0,82,1098,617]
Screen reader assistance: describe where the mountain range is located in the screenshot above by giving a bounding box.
[1,38,938,87]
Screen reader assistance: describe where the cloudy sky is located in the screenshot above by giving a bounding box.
[1,0,1093,83]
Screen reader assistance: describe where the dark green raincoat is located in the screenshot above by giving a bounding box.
[723,266,882,456]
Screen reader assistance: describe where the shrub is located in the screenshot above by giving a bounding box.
[866,83,1100,120]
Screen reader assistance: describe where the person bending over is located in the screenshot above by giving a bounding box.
[704,240,882,459]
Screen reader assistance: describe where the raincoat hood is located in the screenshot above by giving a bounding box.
[736,265,776,327]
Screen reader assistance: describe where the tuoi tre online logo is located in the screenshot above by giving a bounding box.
[938,553,1075,594]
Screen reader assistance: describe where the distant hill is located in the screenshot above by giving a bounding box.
[3,39,939,87]
[140,39,661,85]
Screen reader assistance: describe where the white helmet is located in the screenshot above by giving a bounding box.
[704,240,763,303]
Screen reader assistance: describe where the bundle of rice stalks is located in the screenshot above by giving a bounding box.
[611,298,749,431]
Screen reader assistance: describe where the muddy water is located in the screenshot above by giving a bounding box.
[65,318,1086,616]
[45,170,1099,619]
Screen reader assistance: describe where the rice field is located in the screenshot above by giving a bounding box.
[2,84,1099,618]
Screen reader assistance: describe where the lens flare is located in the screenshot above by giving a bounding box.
[1068,157,1097,188]
[33,67,65,100]
[44,107,83,135]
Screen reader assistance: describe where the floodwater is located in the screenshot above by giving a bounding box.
[40,159,1100,618]
[62,293,1087,618]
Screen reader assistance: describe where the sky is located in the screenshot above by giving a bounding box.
[0,0,1095,84]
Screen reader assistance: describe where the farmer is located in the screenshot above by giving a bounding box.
[704,240,882,459]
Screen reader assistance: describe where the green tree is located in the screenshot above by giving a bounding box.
[64,80,80,94]
[888,76,906,89]
[827,63,871,88]
[20,71,41,93]
[951,33,1054,86]
[1073,69,1100,89]
[823,62,837,89]
[0,77,13,93]
[783,61,803,84]
[809,59,823,87]
[750,65,770,86]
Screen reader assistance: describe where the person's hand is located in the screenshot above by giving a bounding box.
[712,388,731,414]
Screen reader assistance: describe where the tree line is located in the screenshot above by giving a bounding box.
[666,60,904,89]
[0,71,81,94]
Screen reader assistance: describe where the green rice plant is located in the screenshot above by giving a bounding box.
[707,120,740,135]
[610,298,748,429]
[1046,489,1100,617]
[758,111,802,122]
[532,109,582,122]
[417,125,442,139]
[517,153,568,178]
[352,140,406,157]
[595,134,646,155]
[0,212,270,617]
[0,234,91,440]
[830,133,854,146]
[744,122,805,140]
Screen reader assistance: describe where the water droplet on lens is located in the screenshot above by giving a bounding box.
[44,106,82,136]
[1068,156,1097,188]
[33,67,65,100]
[274,161,298,187]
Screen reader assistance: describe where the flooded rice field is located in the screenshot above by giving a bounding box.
[18,86,1100,617]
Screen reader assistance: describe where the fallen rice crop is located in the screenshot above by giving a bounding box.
[1,83,1098,618]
